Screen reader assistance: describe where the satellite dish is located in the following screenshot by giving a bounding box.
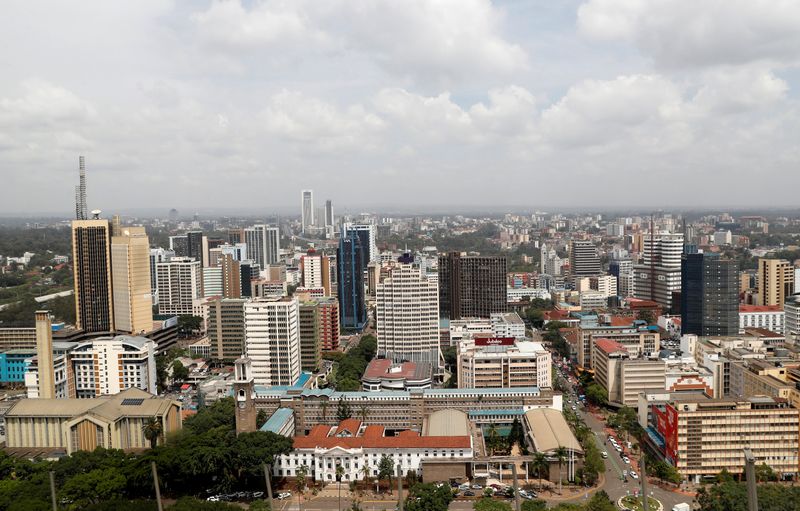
[91,209,102,219]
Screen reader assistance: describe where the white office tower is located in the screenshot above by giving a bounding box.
[342,222,378,263]
[244,297,301,387]
[785,294,800,342]
[244,225,281,268]
[156,257,203,316]
[633,232,683,309]
[70,336,157,397]
[376,263,441,365]
[202,267,223,297]
[149,248,175,305]
[301,190,314,234]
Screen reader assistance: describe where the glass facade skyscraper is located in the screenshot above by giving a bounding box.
[337,230,367,331]
[681,252,738,336]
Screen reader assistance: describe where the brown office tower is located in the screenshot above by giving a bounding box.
[438,252,507,319]
[72,219,114,332]
[208,298,247,361]
[221,254,242,298]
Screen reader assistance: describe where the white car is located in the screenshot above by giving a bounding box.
[277,492,292,500]
[629,470,639,479]
[622,457,630,464]
[601,452,608,459]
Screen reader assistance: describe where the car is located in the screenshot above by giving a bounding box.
[251,491,264,498]
[471,484,482,490]
[206,496,220,502]
[622,457,630,464]
[601,451,608,458]
[464,491,476,497]
[459,484,470,490]
[629,470,639,479]
[277,492,291,500]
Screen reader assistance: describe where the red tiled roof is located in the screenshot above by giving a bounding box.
[594,338,628,355]
[739,305,783,313]
[333,419,362,436]
[293,420,471,449]
[544,310,570,321]
[609,316,634,327]
[362,359,418,380]
[744,328,783,338]
[628,299,659,308]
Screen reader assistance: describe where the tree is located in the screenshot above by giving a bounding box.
[521,501,547,511]
[554,446,568,494]
[405,483,454,511]
[585,491,616,511]
[357,404,369,423]
[635,309,655,325]
[509,417,525,449]
[171,360,189,382]
[177,315,202,336]
[256,409,269,429]
[59,468,127,509]
[442,346,457,369]
[584,383,607,407]
[336,399,352,421]
[473,499,512,511]
[404,469,418,487]
[249,501,271,511]
[377,455,394,493]
[531,452,548,491]
[755,463,778,482]
[320,400,330,422]
[296,465,307,511]
[142,417,163,449]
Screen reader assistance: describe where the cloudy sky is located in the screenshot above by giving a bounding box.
[1,0,799,215]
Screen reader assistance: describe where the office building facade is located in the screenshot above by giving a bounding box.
[301,190,314,233]
[244,297,301,387]
[337,231,368,331]
[72,219,114,333]
[757,258,795,307]
[681,252,738,336]
[207,298,247,361]
[633,232,683,309]
[569,240,602,285]
[438,252,507,320]
[111,226,153,334]
[156,257,203,316]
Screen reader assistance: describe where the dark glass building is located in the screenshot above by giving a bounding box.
[337,231,367,331]
[681,252,738,336]
[438,252,507,319]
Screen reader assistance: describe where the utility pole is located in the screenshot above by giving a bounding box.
[397,464,404,511]
[639,456,648,511]
[151,462,164,511]
[263,463,275,511]
[511,463,521,511]
[49,471,57,511]
[744,449,758,511]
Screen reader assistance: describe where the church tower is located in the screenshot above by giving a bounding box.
[234,356,257,434]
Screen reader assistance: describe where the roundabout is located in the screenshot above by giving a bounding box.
[617,495,663,511]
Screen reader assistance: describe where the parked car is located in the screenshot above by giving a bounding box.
[601,451,608,458]
[629,470,639,479]
[464,491,476,497]
[471,484,482,490]
[277,492,291,500]
[622,456,631,464]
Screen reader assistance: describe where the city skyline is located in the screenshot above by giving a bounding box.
[2,1,800,213]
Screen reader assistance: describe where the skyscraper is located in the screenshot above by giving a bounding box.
[376,261,440,365]
[681,252,738,336]
[186,231,204,265]
[300,249,331,296]
[149,248,174,305]
[757,258,795,307]
[74,156,87,221]
[207,297,247,361]
[111,226,153,334]
[301,190,314,233]
[337,230,368,331]
[244,225,280,268]
[325,200,334,228]
[244,297,301,386]
[438,252,507,319]
[72,218,114,333]
[632,232,683,309]
[568,240,602,286]
[156,257,203,316]
[342,223,378,263]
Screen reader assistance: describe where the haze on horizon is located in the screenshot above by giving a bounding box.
[1,0,799,215]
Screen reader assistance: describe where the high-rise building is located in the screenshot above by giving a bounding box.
[301,190,314,234]
[156,257,203,316]
[202,267,223,297]
[220,253,242,299]
[633,232,683,309]
[169,235,188,257]
[34,311,55,399]
[244,225,281,268]
[207,298,247,361]
[72,219,114,333]
[377,262,440,365]
[244,297,301,387]
[149,248,174,305]
[569,240,602,285]
[342,223,378,262]
[186,231,204,265]
[74,156,88,221]
[681,252,738,336]
[337,231,368,331]
[300,249,331,296]
[240,260,258,297]
[325,200,334,228]
[298,300,322,373]
[785,294,800,342]
[757,258,795,307]
[438,252,507,320]
[111,226,153,334]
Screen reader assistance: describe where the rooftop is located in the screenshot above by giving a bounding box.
[594,338,628,355]
[524,408,583,454]
[5,388,177,420]
[293,419,471,450]
[362,359,431,381]
[739,305,783,313]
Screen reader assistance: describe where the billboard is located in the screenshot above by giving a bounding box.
[475,337,515,346]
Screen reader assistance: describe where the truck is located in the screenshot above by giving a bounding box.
[672,503,691,511]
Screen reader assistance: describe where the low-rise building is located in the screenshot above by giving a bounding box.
[273,413,473,483]
[361,359,432,392]
[458,338,551,389]
[523,408,583,482]
[739,305,784,334]
[4,388,181,456]
[490,312,526,339]
[645,395,800,482]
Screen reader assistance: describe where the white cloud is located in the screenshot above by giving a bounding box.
[578,0,800,69]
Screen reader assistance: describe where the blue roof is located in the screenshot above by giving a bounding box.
[468,409,525,416]
[260,408,294,433]
[296,372,312,387]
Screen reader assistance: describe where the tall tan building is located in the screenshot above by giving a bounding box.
[757,259,794,307]
[220,253,242,298]
[34,311,56,399]
[111,226,153,334]
[72,219,114,332]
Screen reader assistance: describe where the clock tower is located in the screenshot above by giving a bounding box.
[234,356,257,434]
